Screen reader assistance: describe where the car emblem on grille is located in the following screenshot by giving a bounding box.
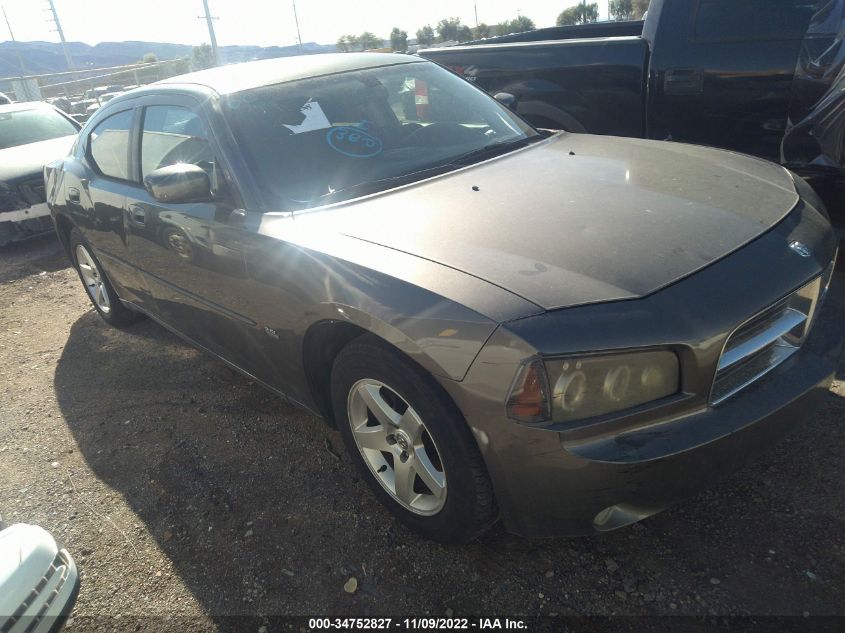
[789,241,812,257]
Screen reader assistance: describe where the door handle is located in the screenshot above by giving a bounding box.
[664,68,704,95]
[128,204,146,226]
[68,187,80,203]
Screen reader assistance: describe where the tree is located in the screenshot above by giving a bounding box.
[416,25,435,47]
[556,3,599,26]
[609,0,634,20]
[338,32,382,52]
[496,15,536,36]
[632,0,650,18]
[142,52,158,63]
[474,23,492,39]
[390,27,408,52]
[357,31,382,50]
[191,43,216,70]
[336,34,357,52]
[436,17,473,43]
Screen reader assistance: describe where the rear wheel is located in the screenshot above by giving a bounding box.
[70,228,142,327]
[332,336,496,543]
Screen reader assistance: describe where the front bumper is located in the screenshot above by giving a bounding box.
[441,201,841,537]
[1,199,53,247]
[466,314,836,537]
[2,202,51,223]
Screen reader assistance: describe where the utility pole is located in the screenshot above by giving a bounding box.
[45,0,75,74]
[3,6,27,77]
[291,0,302,55]
[200,0,219,66]
[474,1,479,28]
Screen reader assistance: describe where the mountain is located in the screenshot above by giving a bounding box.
[0,40,338,78]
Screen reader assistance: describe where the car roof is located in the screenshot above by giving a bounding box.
[0,101,55,113]
[157,52,423,95]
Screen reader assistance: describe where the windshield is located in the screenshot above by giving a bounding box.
[222,61,538,209]
[0,107,78,150]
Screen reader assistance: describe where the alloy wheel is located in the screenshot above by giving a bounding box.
[75,244,111,314]
[347,378,447,515]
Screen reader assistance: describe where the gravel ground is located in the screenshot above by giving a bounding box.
[1,219,844,632]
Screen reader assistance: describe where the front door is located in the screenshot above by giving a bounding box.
[125,100,256,370]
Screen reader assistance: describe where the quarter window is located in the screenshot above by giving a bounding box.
[141,105,215,178]
[88,109,133,180]
[694,0,817,41]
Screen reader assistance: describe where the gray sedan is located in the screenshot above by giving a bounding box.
[45,53,840,542]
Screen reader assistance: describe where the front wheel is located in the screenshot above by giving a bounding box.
[332,336,496,543]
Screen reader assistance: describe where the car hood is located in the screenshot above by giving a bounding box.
[287,133,800,311]
[0,135,76,183]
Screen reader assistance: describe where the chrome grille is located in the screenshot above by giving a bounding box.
[711,273,827,405]
[0,550,71,633]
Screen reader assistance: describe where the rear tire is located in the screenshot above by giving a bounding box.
[69,228,143,327]
[332,335,496,543]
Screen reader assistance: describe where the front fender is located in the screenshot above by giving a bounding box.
[303,300,497,382]
[245,214,542,382]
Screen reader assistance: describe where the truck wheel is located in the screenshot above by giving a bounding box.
[69,228,143,327]
[331,335,497,543]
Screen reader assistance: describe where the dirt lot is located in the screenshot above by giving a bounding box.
[1,226,844,632]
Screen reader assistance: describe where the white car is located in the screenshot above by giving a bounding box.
[0,523,79,633]
[0,102,79,246]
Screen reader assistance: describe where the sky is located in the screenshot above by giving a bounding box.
[0,0,610,48]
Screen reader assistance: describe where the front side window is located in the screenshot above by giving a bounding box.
[141,105,215,178]
[88,109,133,180]
[0,106,78,150]
[222,61,538,209]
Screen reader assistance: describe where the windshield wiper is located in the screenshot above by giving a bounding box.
[446,135,543,166]
[311,136,542,207]
[314,163,458,205]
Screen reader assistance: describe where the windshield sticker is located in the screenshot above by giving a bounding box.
[283,99,331,134]
[326,126,383,158]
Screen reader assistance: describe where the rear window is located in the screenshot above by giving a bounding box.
[88,109,133,180]
[694,0,817,41]
[0,107,78,150]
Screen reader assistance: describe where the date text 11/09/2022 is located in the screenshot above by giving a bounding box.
[307,618,528,630]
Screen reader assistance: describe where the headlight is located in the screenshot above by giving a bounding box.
[506,350,680,424]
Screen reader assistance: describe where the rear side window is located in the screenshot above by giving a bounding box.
[141,105,215,178]
[88,109,133,180]
[694,0,817,41]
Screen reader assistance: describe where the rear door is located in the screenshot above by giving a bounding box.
[67,106,152,307]
[648,0,818,162]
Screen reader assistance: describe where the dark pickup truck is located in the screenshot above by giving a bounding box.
[421,0,845,178]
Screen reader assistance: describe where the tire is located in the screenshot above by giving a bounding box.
[69,228,143,327]
[332,335,496,543]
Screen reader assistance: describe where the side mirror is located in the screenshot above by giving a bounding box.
[494,92,517,110]
[143,163,212,203]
